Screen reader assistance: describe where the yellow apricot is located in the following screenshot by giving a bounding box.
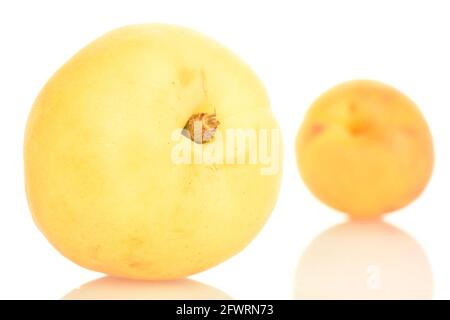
[25,24,282,279]
[296,80,433,218]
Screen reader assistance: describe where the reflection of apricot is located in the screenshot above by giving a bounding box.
[64,277,231,300]
[294,221,433,300]
[296,80,433,218]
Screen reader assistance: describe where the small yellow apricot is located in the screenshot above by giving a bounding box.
[296,80,433,218]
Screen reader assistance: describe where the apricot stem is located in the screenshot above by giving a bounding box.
[182,113,220,144]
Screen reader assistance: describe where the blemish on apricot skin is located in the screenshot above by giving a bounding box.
[305,123,325,142]
[178,68,195,86]
[304,123,325,142]
[403,127,417,136]
[311,123,325,135]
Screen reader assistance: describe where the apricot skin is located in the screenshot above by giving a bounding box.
[296,80,433,219]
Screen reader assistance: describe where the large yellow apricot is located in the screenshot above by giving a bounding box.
[296,80,433,218]
[24,24,282,279]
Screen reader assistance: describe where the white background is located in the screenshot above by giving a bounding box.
[1,0,449,300]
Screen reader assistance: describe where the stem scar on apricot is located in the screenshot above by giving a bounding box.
[182,113,220,144]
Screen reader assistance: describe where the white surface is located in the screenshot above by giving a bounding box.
[1,0,449,299]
